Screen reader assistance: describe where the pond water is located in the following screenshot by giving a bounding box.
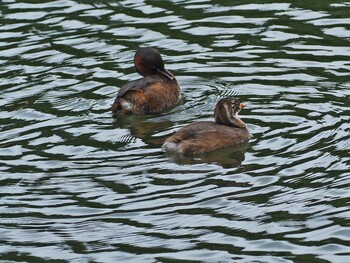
[1,0,350,262]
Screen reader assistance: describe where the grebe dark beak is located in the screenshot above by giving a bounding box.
[156,68,174,80]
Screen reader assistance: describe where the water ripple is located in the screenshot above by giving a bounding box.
[1,0,350,262]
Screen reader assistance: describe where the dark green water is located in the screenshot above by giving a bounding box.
[1,1,349,262]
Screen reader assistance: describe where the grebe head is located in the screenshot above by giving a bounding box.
[214,97,247,128]
[134,47,174,80]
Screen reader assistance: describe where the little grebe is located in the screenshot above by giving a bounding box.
[112,47,181,116]
[162,97,250,156]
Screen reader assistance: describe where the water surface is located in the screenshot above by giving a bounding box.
[1,1,350,262]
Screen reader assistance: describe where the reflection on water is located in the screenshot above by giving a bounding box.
[1,0,350,262]
[113,114,175,146]
[165,142,249,167]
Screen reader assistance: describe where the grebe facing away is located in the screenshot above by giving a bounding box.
[112,47,181,117]
[162,97,250,156]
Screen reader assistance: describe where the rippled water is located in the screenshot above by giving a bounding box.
[1,1,350,262]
